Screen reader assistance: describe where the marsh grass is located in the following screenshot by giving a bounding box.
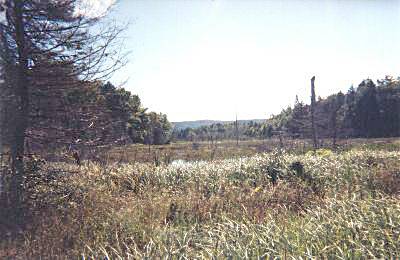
[0,146,399,258]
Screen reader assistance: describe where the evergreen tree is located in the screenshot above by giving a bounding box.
[354,80,380,137]
[0,0,123,219]
[342,85,357,137]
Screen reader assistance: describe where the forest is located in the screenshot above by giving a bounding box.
[1,78,172,150]
[174,77,400,142]
[0,1,399,259]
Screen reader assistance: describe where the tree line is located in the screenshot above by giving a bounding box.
[173,76,400,143]
[1,75,172,152]
[97,81,172,146]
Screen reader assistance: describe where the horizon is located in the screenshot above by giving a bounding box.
[171,118,267,123]
[102,0,400,121]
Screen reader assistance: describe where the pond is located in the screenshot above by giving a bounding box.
[170,159,187,166]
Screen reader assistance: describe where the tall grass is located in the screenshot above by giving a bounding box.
[0,148,399,258]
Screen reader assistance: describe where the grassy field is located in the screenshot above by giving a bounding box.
[104,137,400,164]
[0,139,400,258]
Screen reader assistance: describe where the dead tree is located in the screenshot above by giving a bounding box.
[235,114,239,146]
[310,76,318,151]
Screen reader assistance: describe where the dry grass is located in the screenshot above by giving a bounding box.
[99,137,400,164]
[0,142,400,258]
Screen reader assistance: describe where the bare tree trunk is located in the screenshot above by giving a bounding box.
[0,86,3,162]
[332,116,337,148]
[310,76,318,151]
[0,88,3,197]
[10,0,30,219]
[235,114,239,146]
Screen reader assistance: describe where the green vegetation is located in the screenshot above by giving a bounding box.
[1,144,399,258]
[0,1,399,258]
[174,77,400,142]
[99,82,172,145]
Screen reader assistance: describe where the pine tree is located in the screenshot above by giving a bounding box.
[0,0,123,220]
[354,80,380,137]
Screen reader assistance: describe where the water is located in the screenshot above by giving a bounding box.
[170,159,187,167]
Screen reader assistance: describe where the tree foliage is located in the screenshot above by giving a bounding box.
[174,76,400,142]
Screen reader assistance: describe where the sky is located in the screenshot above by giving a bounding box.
[100,0,400,122]
[76,0,116,17]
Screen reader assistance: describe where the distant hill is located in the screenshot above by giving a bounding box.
[172,119,266,130]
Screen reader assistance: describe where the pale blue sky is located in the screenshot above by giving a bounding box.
[106,0,400,121]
